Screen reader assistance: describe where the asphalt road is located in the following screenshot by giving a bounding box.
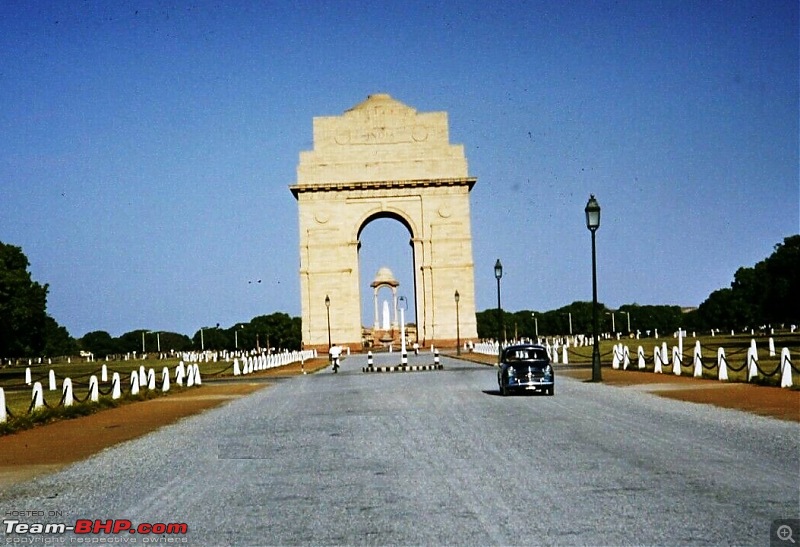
[1,353,798,546]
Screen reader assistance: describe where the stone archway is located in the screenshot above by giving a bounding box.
[290,94,478,351]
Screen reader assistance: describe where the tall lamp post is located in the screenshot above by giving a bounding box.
[398,295,407,362]
[234,324,244,350]
[325,295,332,356]
[494,259,503,362]
[585,194,602,382]
[454,290,461,355]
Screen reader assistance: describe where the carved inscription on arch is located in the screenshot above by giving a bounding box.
[335,125,428,146]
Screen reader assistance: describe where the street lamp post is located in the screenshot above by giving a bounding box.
[622,311,631,334]
[608,312,616,334]
[454,290,461,355]
[531,313,539,340]
[235,324,244,350]
[562,312,573,336]
[398,296,407,363]
[585,194,602,382]
[495,259,503,362]
[325,295,332,356]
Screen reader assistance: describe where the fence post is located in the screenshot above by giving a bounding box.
[31,382,44,410]
[717,348,728,381]
[88,375,99,402]
[654,345,663,374]
[112,372,121,399]
[62,378,74,407]
[672,347,681,375]
[130,371,140,395]
[747,344,758,382]
[693,341,703,378]
[780,348,793,388]
[161,367,171,392]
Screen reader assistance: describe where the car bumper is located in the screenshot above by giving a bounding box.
[501,379,554,391]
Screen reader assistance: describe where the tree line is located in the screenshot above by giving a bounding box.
[1,236,797,358]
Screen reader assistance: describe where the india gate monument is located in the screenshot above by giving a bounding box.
[290,94,479,351]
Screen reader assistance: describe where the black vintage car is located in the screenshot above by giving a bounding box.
[497,344,554,396]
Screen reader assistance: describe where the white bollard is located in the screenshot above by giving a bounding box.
[147,368,156,390]
[130,371,140,395]
[175,362,185,386]
[654,346,663,374]
[88,375,99,402]
[717,347,728,381]
[233,358,240,376]
[623,346,630,370]
[101,364,108,383]
[25,367,31,385]
[693,341,703,378]
[49,369,57,391]
[139,365,147,387]
[780,348,793,388]
[612,344,621,370]
[31,382,44,410]
[193,364,202,385]
[747,344,759,381]
[637,346,645,369]
[769,337,776,357]
[161,367,170,392]
[367,351,373,368]
[0,387,6,423]
[562,345,568,364]
[111,373,121,399]
[672,347,681,375]
[62,378,74,407]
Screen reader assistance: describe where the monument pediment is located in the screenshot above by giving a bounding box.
[295,94,469,185]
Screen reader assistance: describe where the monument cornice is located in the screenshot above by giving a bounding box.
[290,177,476,198]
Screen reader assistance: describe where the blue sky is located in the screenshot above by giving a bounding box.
[1,0,797,338]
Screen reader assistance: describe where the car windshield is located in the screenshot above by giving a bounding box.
[504,348,547,362]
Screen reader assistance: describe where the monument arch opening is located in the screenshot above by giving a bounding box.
[290,93,479,351]
[357,215,417,349]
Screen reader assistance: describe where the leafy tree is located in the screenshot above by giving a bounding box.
[79,331,119,357]
[43,315,78,356]
[191,325,227,351]
[156,331,193,352]
[0,242,49,356]
[756,235,799,325]
[249,313,301,351]
[694,235,800,330]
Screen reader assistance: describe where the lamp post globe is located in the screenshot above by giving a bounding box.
[585,194,602,382]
